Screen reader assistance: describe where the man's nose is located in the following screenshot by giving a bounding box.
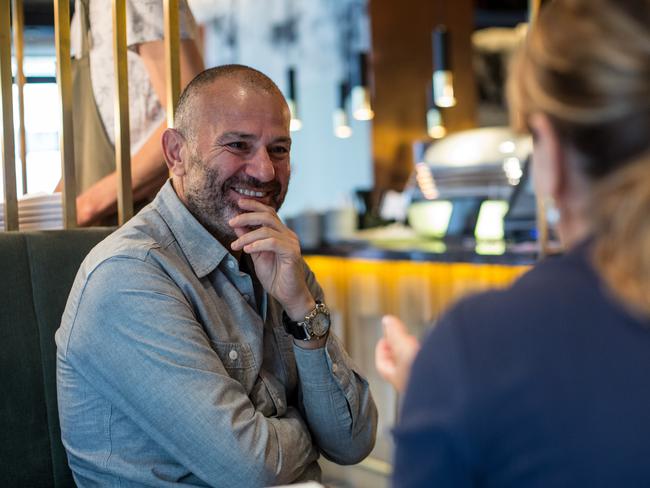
[246,147,275,182]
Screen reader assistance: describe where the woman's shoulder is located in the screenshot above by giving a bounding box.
[461,244,594,323]
[420,243,602,359]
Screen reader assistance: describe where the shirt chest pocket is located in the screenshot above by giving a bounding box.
[210,341,257,392]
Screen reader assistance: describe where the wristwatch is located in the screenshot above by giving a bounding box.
[283,301,331,341]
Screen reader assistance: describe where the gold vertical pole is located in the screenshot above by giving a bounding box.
[112,0,133,224]
[163,0,180,128]
[536,198,550,258]
[12,0,27,195]
[529,0,548,258]
[0,0,19,231]
[54,0,77,228]
[528,0,542,23]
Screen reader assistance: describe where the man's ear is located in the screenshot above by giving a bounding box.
[162,128,188,177]
[529,113,567,202]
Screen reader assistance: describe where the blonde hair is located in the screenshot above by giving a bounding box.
[509,0,650,316]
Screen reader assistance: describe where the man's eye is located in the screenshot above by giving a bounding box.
[270,146,289,155]
[227,142,248,150]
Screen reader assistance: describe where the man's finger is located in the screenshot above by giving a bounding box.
[229,211,282,231]
[241,236,300,256]
[231,226,280,250]
[236,197,278,214]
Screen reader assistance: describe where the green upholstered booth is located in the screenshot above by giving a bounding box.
[0,229,113,487]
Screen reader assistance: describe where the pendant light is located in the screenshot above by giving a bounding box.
[426,83,446,139]
[333,82,352,138]
[286,67,302,131]
[431,25,456,108]
[351,52,374,121]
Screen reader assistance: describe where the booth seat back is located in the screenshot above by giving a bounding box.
[0,229,113,487]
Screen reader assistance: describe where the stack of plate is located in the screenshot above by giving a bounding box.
[0,193,63,231]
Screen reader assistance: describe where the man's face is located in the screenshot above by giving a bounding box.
[181,81,292,242]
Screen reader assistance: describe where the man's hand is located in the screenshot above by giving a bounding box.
[229,198,314,321]
[375,315,421,393]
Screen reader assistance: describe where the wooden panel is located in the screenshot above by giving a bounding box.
[369,0,477,193]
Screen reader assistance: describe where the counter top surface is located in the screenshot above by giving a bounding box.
[303,239,539,265]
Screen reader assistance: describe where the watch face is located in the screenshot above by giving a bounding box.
[309,311,331,337]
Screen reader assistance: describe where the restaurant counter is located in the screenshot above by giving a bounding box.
[302,240,535,477]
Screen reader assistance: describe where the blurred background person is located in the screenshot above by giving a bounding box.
[376,0,650,485]
[61,0,204,225]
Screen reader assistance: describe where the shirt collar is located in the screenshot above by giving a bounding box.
[153,180,229,278]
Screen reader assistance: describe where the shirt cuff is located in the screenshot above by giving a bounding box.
[292,334,351,391]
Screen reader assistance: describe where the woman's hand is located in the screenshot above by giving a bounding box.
[375,315,421,393]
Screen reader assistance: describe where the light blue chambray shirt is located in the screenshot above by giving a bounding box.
[56,181,377,487]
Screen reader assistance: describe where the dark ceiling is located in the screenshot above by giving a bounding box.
[19,1,531,28]
[19,0,70,26]
[476,0,528,9]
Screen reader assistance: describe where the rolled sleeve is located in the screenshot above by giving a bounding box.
[64,256,318,486]
[293,333,378,464]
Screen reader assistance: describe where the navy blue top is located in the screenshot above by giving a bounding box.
[393,241,650,487]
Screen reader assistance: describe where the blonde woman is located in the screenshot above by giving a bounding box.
[376,0,650,485]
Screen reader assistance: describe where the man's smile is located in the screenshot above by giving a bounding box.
[232,187,269,198]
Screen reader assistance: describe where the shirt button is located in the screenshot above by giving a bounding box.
[331,362,338,374]
[229,349,238,361]
[227,261,235,269]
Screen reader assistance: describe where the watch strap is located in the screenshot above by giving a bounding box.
[282,311,311,340]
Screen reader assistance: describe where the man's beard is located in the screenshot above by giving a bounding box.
[183,154,287,243]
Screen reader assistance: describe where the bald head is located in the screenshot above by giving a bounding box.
[174,64,287,142]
